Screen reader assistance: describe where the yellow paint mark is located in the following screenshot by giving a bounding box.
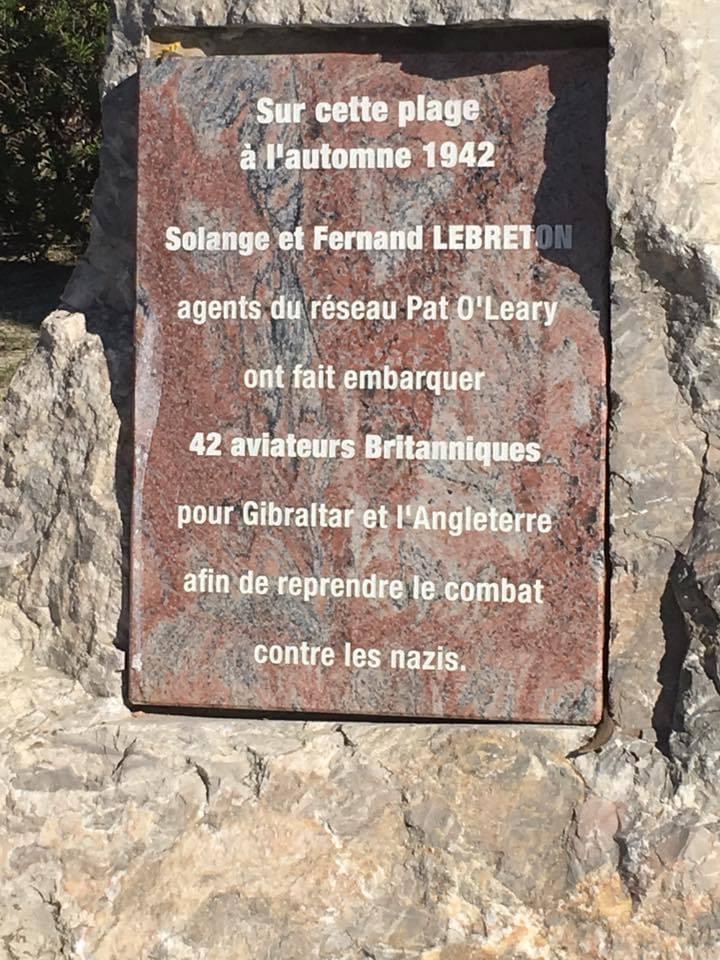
[147,39,205,60]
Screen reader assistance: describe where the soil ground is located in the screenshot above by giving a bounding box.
[0,260,75,401]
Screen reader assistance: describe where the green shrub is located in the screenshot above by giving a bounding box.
[0,0,107,260]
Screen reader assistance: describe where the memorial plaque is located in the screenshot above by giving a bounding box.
[130,44,608,721]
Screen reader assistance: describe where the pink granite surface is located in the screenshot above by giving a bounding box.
[130,48,608,721]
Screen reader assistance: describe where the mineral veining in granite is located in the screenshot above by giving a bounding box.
[130,49,608,721]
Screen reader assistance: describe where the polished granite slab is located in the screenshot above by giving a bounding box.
[130,47,608,721]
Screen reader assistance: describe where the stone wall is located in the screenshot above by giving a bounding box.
[1,1,719,957]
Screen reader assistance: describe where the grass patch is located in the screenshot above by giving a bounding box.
[0,321,42,398]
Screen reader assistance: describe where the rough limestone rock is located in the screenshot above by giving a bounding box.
[1,1,720,957]
[0,312,124,695]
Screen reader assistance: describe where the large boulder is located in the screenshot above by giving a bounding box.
[1,1,719,956]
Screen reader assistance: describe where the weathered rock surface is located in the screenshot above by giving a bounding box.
[3,661,720,959]
[0,312,124,696]
[1,0,719,957]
